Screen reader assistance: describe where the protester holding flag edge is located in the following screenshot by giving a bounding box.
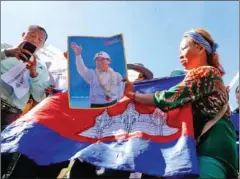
[124,28,238,178]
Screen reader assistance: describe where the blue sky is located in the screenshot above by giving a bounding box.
[1,1,239,109]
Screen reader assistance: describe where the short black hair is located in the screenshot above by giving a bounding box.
[27,25,48,41]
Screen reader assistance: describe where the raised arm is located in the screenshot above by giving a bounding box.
[75,55,88,77]
[71,42,94,84]
[71,42,88,76]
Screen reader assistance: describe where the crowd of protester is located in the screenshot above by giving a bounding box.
[1,25,239,178]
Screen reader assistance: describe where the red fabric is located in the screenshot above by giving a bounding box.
[22,93,194,143]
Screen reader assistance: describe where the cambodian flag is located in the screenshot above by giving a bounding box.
[1,75,199,178]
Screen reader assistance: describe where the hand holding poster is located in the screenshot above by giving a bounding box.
[68,34,127,109]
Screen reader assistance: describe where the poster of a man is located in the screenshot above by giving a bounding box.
[68,34,127,109]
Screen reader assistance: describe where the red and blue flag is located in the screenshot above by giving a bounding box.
[1,75,199,178]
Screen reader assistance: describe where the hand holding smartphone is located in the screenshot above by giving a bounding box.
[19,42,37,61]
[4,41,37,62]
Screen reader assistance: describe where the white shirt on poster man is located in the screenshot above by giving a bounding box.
[72,42,123,106]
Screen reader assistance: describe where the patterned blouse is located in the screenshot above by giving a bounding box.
[154,66,238,177]
[154,66,230,137]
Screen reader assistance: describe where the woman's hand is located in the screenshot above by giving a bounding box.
[123,78,156,106]
[123,79,135,99]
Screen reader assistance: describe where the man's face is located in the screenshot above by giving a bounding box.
[128,69,146,82]
[22,27,46,50]
[95,57,110,72]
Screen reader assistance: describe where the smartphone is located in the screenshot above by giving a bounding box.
[20,42,37,61]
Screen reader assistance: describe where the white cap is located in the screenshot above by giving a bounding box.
[94,51,110,60]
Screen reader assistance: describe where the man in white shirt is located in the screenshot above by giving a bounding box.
[71,42,123,108]
[1,25,50,129]
[1,25,50,178]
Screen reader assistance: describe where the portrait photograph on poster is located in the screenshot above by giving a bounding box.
[68,34,127,109]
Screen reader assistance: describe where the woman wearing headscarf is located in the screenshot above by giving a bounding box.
[124,28,238,178]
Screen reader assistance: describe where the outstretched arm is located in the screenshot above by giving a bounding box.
[126,66,228,112]
[124,78,156,106]
[71,42,89,76]
[71,42,93,84]
[128,92,156,106]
